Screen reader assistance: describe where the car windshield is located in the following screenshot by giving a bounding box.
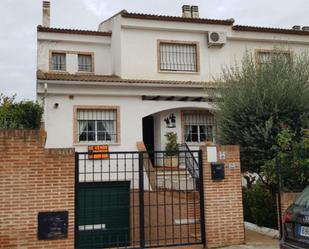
[294,186,309,208]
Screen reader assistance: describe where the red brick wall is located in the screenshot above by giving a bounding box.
[0,132,245,249]
[0,130,75,249]
[279,192,301,225]
[201,145,245,248]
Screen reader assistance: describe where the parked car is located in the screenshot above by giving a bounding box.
[280,185,309,249]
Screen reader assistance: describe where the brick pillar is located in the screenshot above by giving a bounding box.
[278,192,301,226]
[201,145,245,248]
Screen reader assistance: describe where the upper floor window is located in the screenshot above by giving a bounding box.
[52,53,66,71]
[159,42,198,72]
[77,108,118,143]
[78,54,93,72]
[183,112,215,143]
[256,50,290,65]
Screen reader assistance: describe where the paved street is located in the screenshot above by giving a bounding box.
[152,230,279,249]
[219,229,279,249]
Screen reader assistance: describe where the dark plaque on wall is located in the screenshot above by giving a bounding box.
[38,211,68,240]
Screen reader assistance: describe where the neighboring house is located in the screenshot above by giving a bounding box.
[37,1,309,153]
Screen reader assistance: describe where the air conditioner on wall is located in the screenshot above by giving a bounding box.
[207,31,227,48]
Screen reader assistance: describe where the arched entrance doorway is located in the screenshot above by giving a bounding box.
[142,107,216,153]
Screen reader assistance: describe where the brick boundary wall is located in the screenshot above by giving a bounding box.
[278,192,301,226]
[0,130,75,249]
[0,131,245,249]
[201,145,245,248]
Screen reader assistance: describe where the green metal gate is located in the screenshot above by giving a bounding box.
[76,182,130,249]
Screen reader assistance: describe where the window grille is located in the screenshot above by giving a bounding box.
[78,54,92,72]
[257,51,290,65]
[77,109,117,143]
[160,43,197,72]
[184,113,215,142]
[52,53,66,71]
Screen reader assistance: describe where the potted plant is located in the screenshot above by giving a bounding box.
[164,132,179,167]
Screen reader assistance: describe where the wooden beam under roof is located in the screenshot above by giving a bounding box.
[141,95,213,102]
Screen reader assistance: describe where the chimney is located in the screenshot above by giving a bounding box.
[42,1,50,27]
[302,26,309,31]
[182,5,191,18]
[191,6,199,18]
[292,25,301,30]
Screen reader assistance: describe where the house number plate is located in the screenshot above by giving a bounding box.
[299,225,309,238]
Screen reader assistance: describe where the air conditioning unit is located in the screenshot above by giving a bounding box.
[207,31,227,47]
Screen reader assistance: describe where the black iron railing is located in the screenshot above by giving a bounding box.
[179,143,200,190]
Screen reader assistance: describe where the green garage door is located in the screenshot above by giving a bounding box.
[77,181,130,249]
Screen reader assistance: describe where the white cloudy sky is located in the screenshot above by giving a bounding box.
[1,0,309,100]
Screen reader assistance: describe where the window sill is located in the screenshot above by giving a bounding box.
[185,142,205,146]
[158,70,200,75]
[76,71,95,75]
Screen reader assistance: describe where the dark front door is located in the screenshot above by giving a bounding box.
[77,181,130,249]
[143,115,155,165]
[142,115,154,152]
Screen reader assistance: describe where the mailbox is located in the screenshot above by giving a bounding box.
[38,211,68,240]
[211,163,225,181]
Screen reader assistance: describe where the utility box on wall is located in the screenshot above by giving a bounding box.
[211,163,225,181]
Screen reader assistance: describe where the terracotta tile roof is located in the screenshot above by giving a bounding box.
[232,25,309,36]
[37,71,215,88]
[121,10,234,26]
[37,26,112,37]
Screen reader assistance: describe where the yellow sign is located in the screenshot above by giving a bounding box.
[88,145,109,159]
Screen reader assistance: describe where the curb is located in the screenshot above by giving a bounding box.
[245,222,279,239]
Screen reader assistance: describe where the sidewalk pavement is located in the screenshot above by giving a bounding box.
[219,229,279,249]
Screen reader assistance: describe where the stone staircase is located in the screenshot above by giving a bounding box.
[155,166,196,191]
[136,141,198,191]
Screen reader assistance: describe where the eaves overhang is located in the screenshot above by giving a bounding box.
[36,71,216,89]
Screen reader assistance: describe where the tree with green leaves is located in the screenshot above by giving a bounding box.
[215,51,309,187]
[0,93,43,129]
[262,128,309,191]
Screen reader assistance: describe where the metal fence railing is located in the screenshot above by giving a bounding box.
[75,150,205,249]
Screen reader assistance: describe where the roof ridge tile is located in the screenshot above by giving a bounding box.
[121,11,234,26]
[37,25,112,36]
[232,25,309,36]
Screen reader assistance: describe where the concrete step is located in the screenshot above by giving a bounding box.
[156,171,189,176]
[156,176,196,191]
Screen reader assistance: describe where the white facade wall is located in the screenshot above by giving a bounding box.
[37,16,309,81]
[152,109,204,151]
[37,10,309,151]
[42,90,213,151]
[37,33,112,75]
[98,15,123,76]
[98,16,309,80]
[119,26,309,81]
[153,109,181,151]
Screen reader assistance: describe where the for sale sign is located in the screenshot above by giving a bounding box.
[88,145,109,159]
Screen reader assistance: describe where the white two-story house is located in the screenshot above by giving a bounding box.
[37,1,309,153]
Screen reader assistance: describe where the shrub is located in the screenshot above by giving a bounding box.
[164,132,179,156]
[215,51,309,180]
[0,94,43,129]
[243,183,278,229]
[262,128,309,192]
